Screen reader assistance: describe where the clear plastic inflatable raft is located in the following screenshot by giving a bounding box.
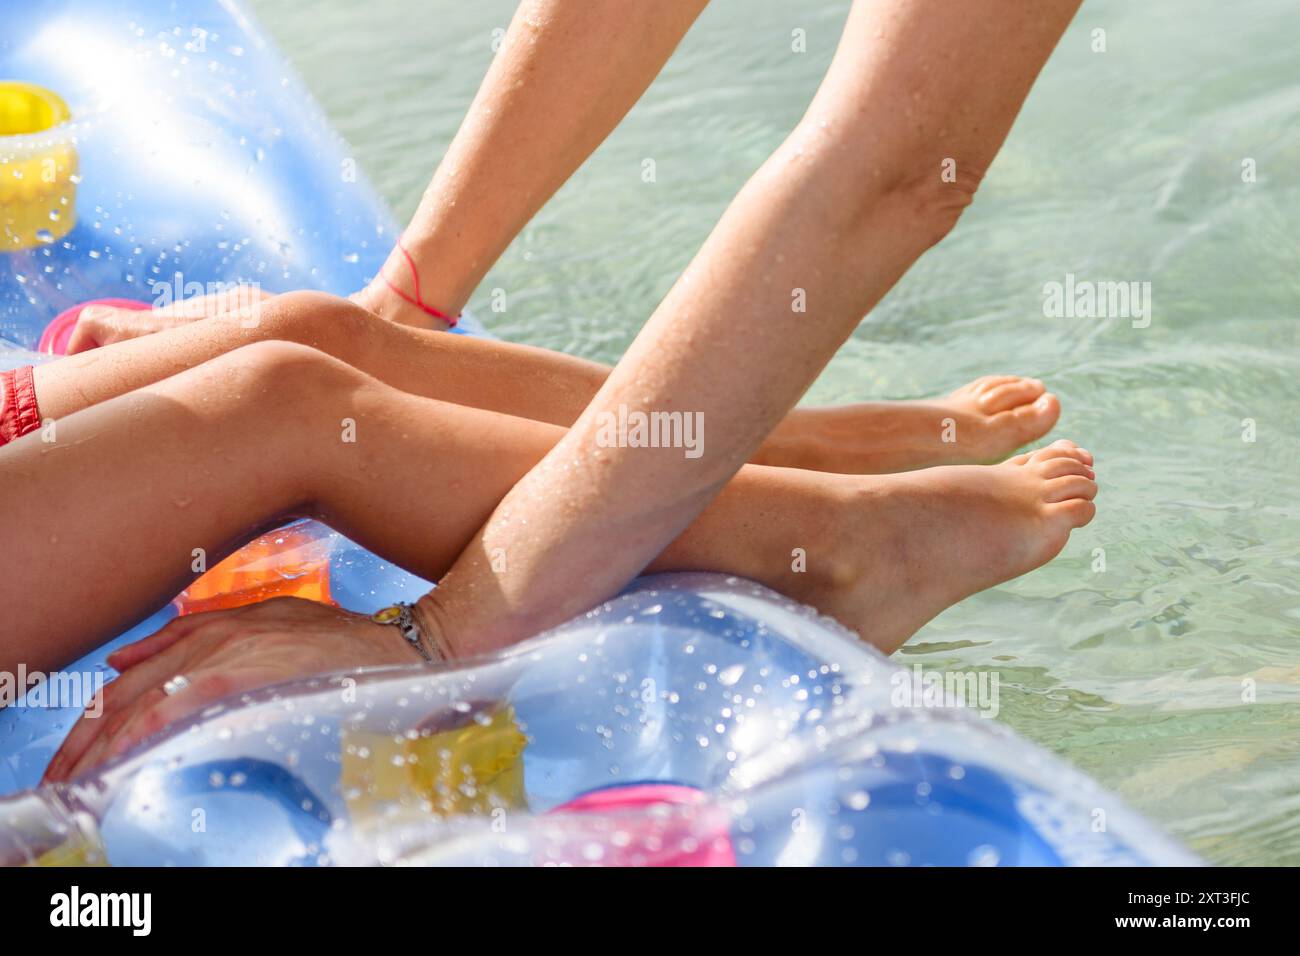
[0,0,1197,866]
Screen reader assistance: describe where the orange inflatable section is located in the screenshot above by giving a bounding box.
[173,522,335,615]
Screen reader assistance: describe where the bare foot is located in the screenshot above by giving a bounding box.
[766,375,1061,475]
[788,439,1097,653]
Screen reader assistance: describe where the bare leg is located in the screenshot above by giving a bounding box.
[38,293,1059,473]
[356,0,715,328]
[422,0,1088,651]
[1,343,1094,675]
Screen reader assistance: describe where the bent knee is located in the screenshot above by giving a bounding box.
[870,158,986,250]
[910,159,984,246]
[256,290,374,351]
[217,340,359,401]
[796,119,987,248]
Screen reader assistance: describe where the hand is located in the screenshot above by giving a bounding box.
[42,597,425,784]
[66,285,275,353]
[65,279,448,355]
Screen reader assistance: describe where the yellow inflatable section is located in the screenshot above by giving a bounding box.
[0,81,77,250]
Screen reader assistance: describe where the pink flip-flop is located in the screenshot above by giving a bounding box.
[38,298,153,356]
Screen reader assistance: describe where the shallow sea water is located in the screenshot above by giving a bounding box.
[248,0,1300,865]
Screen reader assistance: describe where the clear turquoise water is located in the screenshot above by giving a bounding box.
[250,0,1300,865]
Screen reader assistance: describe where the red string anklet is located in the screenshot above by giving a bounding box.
[381,234,460,327]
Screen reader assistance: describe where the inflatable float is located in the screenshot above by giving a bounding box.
[0,0,1197,866]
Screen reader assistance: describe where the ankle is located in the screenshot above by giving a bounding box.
[773,474,865,601]
[352,280,455,332]
[819,484,873,594]
[358,233,473,331]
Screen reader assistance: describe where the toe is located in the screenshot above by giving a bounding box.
[978,377,1046,413]
[952,375,1023,401]
[1029,439,1092,466]
[1053,498,1097,528]
[973,375,1025,391]
[1044,475,1098,503]
[1036,456,1095,480]
[999,391,1060,440]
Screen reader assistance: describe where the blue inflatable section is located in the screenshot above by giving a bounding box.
[3,575,1198,867]
[0,1,1196,866]
[1,0,482,348]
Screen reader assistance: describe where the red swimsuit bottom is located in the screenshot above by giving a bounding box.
[0,365,41,446]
